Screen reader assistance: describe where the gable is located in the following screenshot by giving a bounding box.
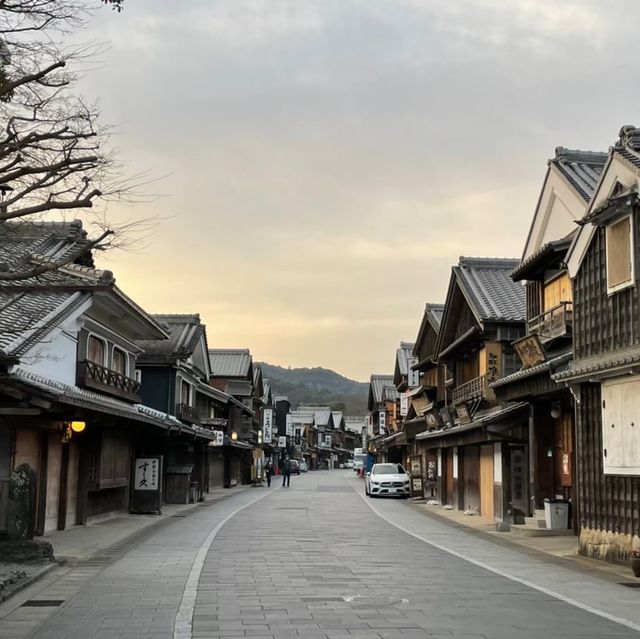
[522,166,589,263]
[567,153,640,278]
[190,332,210,380]
[436,273,482,358]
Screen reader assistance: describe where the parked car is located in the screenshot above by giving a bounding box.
[364,463,410,498]
[344,459,354,469]
[289,459,300,475]
[296,459,308,472]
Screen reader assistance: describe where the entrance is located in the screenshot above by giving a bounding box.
[510,445,529,518]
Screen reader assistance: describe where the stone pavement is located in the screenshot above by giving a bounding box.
[2,471,640,639]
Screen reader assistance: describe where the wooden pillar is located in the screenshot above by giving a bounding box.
[57,442,69,531]
[528,404,535,517]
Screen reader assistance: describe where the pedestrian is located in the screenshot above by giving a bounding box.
[282,455,291,488]
[265,459,272,487]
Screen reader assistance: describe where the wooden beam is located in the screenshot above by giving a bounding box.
[0,407,42,415]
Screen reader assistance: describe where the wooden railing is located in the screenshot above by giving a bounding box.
[176,403,201,426]
[78,360,140,402]
[527,301,573,342]
[451,375,486,405]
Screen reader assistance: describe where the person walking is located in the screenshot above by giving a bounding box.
[265,459,272,487]
[282,455,291,488]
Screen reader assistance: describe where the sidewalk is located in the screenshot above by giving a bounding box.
[412,500,638,584]
[0,484,252,603]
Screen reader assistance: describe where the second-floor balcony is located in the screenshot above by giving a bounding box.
[176,403,201,426]
[527,301,573,343]
[78,360,140,402]
[452,374,486,405]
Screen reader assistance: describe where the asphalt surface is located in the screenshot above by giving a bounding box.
[4,470,640,638]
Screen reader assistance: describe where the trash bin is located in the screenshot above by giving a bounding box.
[544,498,569,529]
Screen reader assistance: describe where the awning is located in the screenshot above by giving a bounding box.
[415,402,528,441]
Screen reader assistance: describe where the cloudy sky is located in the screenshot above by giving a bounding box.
[78,0,639,381]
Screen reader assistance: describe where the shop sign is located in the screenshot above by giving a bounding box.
[400,393,409,417]
[286,414,293,436]
[513,334,546,369]
[456,403,472,425]
[210,429,224,447]
[263,408,273,444]
[134,457,160,491]
[379,411,386,435]
[425,409,442,430]
[278,435,287,448]
[407,357,420,388]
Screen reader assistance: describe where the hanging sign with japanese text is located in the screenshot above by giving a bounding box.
[400,393,409,417]
[278,435,287,448]
[379,410,386,435]
[407,357,419,388]
[263,408,273,444]
[209,430,224,447]
[286,414,293,436]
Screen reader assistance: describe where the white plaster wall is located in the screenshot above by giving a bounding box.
[494,443,502,484]
[21,314,85,385]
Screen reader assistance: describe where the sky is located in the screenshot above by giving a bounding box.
[74,0,640,381]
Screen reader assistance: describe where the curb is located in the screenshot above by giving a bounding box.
[0,562,58,603]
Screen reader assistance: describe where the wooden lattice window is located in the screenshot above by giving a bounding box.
[606,215,634,293]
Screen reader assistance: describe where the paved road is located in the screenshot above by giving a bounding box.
[8,470,640,638]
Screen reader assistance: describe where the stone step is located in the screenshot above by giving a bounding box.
[510,523,575,537]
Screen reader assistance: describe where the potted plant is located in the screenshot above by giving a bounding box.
[631,548,640,578]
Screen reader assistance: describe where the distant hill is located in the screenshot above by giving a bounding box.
[258,363,368,415]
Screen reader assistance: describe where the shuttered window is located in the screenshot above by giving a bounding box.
[606,215,634,293]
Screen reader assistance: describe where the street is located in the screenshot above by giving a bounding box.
[3,470,640,639]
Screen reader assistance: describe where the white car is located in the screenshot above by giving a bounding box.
[344,460,354,469]
[365,463,410,498]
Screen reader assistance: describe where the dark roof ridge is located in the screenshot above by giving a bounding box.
[152,313,201,323]
[552,147,608,165]
[459,256,520,267]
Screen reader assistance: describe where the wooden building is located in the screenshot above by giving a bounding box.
[554,125,640,563]
[366,374,398,460]
[0,221,214,536]
[415,257,527,521]
[492,146,607,530]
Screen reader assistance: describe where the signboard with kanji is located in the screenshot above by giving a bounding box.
[286,414,293,436]
[210,429,224,447]
[407,357,419,388]
[263,408,273,444]
[513,334,546,368]
[131,456,162,515]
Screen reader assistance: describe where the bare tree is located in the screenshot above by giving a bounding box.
[0,0,150,281]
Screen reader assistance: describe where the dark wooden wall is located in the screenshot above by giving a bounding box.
[573,213,640,361]
[577,383,640,544]
[526,281,543,322]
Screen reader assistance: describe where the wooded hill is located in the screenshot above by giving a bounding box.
[258,363,368,415]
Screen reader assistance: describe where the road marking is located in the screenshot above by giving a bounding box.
[349,478,640,634]
[173,490,273,639]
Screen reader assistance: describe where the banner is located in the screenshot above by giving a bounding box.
[379,410,386,435]
[400,393,409,417]
[295,428,301,446]
[407,357,419,388]
[286,414,293,436]
[262,408,273,444]
[134,457,160,491]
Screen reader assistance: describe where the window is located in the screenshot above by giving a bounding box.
[606,215,634,293]
[112,348,127,376]
[87,335,105,365]
[601,377,640,475]
[181,379,191,405]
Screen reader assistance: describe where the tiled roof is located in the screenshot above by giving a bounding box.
[369,374,397,405]
[8,367,213,440]
[291,410,315,425]
[553,346,640,383]
[454,257,525,323]
[136,314,203,361]
[491,351,572,388]
[209,349,252,378]
[303,406,332,427]
[426,304,444,330]
[551,147,607,203]
[510,235,573,282]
